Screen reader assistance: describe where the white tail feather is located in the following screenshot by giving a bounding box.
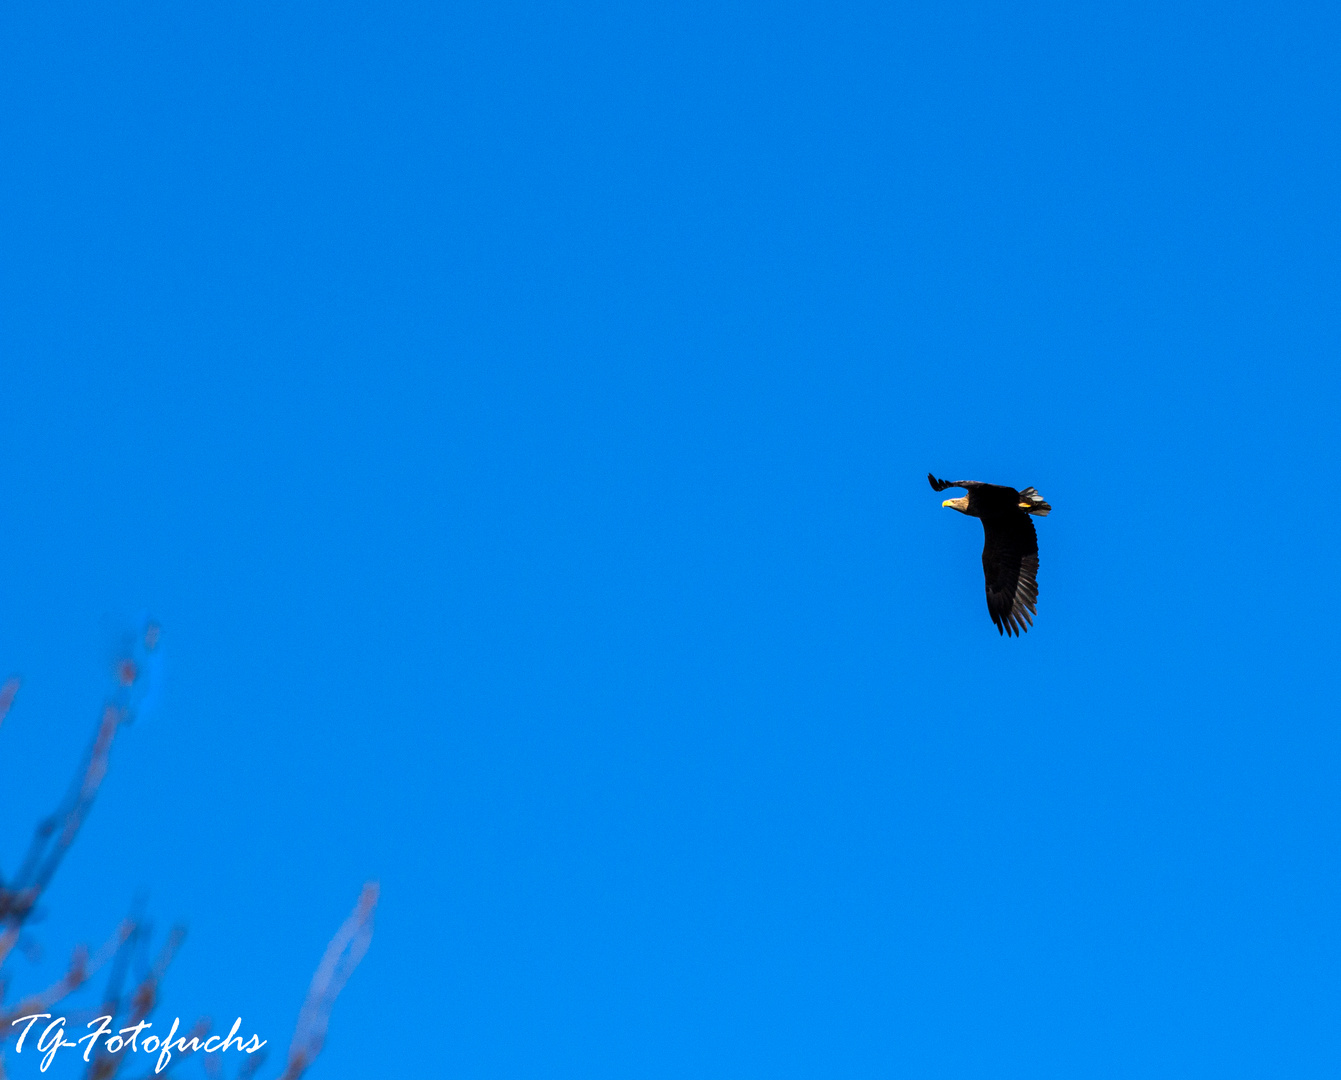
[1018,487,1051,516]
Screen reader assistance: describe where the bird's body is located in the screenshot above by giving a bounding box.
[928,474,1051,636]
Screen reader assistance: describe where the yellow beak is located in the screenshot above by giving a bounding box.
[941,499,954,508]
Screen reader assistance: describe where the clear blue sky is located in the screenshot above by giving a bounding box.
[2,1,1339,1077]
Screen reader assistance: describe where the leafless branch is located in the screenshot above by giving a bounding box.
[0,623,160,935]
[0,914,134,1036]
[83,925,187,1080]
[277,883,379,1080]
[0,624,377,1080]
[0,678,18,733]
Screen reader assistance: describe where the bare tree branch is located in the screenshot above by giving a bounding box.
[83,925,187,1080]
[0,623,160,933]
[1,624,377,1080]
[0,678,18,733]
[278,883,379,1080]
[0,909,136,1037]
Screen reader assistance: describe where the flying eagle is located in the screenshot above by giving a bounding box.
[928,474,1051,636]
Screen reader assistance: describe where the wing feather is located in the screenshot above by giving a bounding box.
[928,474,990,493]
[981,514,1039,636]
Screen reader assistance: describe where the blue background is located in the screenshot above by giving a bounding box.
[2,1,1339,1076]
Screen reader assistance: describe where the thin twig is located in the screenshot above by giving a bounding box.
[0,678,18,733]
[0,919,134,1033]
[278,883,379,1080]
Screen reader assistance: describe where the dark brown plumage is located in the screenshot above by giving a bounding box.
[928,473,1051,636]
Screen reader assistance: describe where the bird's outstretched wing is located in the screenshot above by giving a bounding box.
[929,474,1022,500]
[928,474,981,492]
[982,513,1039,636]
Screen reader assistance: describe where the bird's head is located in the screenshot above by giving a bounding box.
[941,496,971,514]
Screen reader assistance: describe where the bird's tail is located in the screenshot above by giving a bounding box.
[1018,487,1051,516]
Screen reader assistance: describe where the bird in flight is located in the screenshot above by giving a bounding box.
[928,474,1051,636]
